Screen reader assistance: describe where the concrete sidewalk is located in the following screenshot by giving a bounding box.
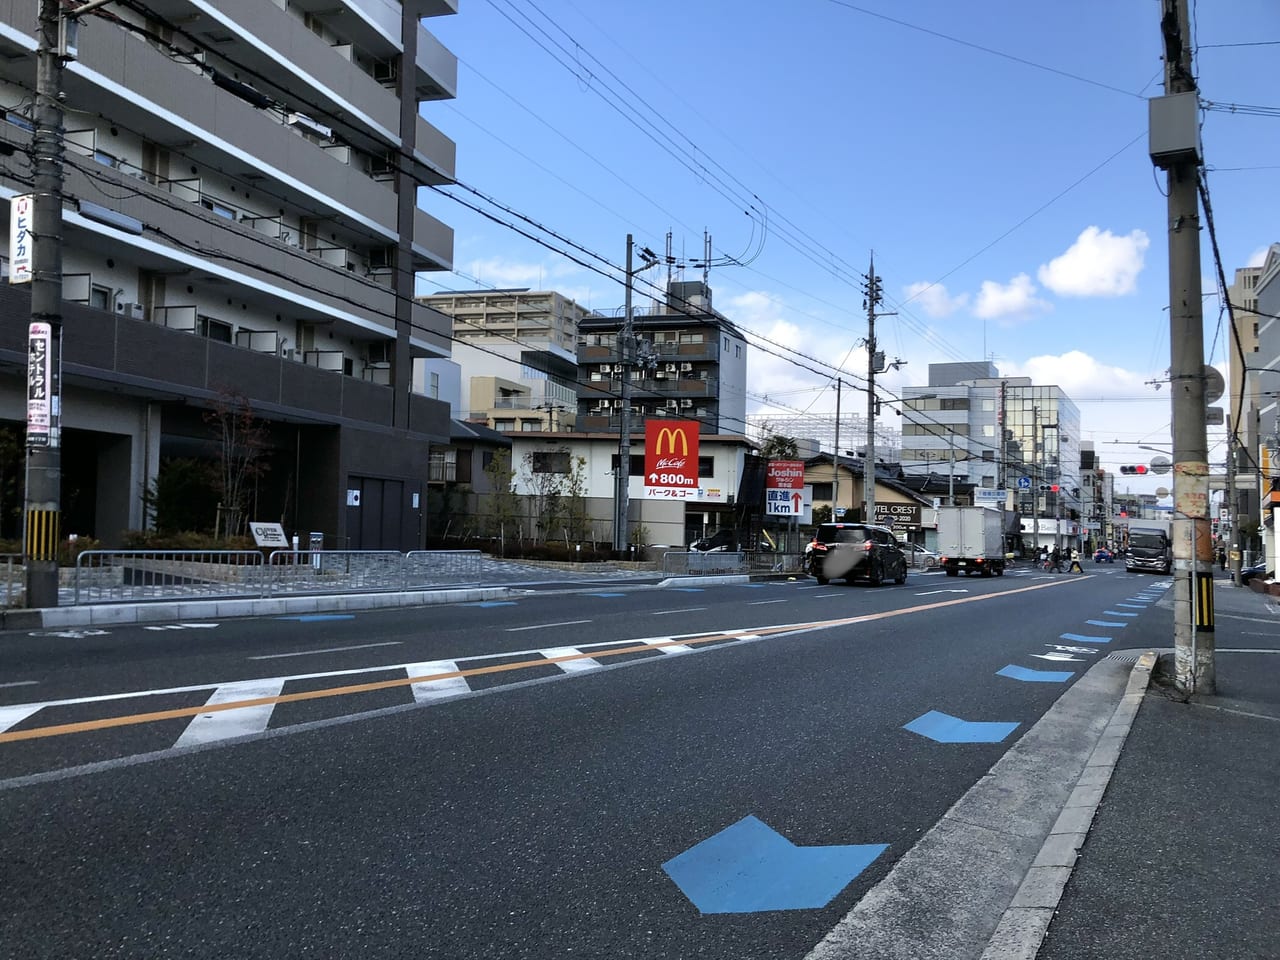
[1032,578,1280,959]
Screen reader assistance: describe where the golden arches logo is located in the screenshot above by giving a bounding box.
[654,427,689,456]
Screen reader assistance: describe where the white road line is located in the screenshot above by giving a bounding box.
[812,593,843,598]
[748,599,788,605]
[406,661,470,702]
[649,639,693,655]
[248,641,402,661]
[540,646,602,673]
[506,620,591,632]
[0,703,43,733]
[649,607,708,615]
[174,678,285,748]
[0,680,39,690]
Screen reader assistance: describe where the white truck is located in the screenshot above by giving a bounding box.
[937,505,1007,577]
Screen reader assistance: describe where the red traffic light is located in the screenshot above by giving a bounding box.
[1050,484,1060,492]
[1135,464,1148,474]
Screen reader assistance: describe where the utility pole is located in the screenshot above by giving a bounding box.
[612,236,658,555]
[613,234,636,555]
[860,258,896,525]
[1156,0,1214,693]
[1225,428,1238,585]
[832,378,842,519]
[22,0,69,609]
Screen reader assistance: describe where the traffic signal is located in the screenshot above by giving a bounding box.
[1119,465,1148,475]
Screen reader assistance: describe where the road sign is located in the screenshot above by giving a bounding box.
[765,459,805,490]
[1149,456,1172,475]
[765,488,805,515]
[1204,364,1224,404]
[1016,476,1031,489]
[644,419,699,494]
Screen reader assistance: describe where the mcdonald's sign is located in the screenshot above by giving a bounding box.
[644,419,699,495]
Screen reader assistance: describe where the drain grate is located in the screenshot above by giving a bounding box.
[1105,652,1143,663]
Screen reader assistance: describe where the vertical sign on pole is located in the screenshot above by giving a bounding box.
[765,460,806,516]
[9,194,33,284]
[27,321,52,447]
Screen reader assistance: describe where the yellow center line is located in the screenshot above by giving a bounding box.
[1,577,1084,744]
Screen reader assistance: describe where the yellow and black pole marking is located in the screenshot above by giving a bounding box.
[1194,571,1215,630]
[24,508,59,561]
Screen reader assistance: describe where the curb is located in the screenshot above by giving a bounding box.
[979,650,1157,960]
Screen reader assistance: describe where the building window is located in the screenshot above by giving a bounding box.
[520,420,541,432]
[429,372,439,399]
[89,284,113,311]
[679,332,703,344]
[493,419,516,432]
[735,345,741,357]
[196,316,233,343]
[698,456,714,477]
[530,451,570,473]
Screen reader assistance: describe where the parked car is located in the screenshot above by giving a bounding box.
[1093,548,1115,563]
[903,542,940,568]
[810,522,907,586]
[1240,562,1271,586]
[688,529,773,553]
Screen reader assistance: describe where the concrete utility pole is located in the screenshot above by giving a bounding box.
[861,258,886,525]
[1156,0,1214,693]
[832,377,842,519]
[23,0,69,609]
[613,234,636,555]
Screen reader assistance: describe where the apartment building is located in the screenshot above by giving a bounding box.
[0,0,459,549]
[902,362,1082,525]
[419,288,590,431]
[1253,244,1280,572]
[576,280,748,437]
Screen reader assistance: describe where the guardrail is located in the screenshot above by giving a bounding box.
[662,551,750,577]
[71,549,485,605]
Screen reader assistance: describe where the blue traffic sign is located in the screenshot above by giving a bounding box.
[663,815,887,913]
[1016,476,1032,489]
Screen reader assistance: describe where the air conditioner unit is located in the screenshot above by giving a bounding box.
[370,152,394,178]
[664,362,677,372]
[612,399,624,408]
[666,399,679,410]
[680,399,693,409]
[121,302,145,320]
[369,245,395,270]
[286,112,333,141]
[680,362,693,372]
[283,348,296,361]
[599,364,611,373]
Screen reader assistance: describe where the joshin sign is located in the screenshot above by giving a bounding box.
[644,419,699,497]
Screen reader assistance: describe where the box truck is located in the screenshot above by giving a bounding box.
[1122,518,1172,574]
[937,506,1007,577]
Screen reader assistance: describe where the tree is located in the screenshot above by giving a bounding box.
[759,432,800,460]
[204,388,271,539]
[482,450,520,548]
[145,458,218,533]
[563,455,590,542]
[521,448,568,544]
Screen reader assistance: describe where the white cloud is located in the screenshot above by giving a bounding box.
[903,281,969,318]
[460,256,582,289]
[972,273,1050,320]
[1037,227,1149,297]
[1247,245,1270,268]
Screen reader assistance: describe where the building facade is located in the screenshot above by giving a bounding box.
[419,288,591,431]
[1253,244,1280,573]
[576,280,748,438]
[0,0,459,549]
[901,364,1082,532]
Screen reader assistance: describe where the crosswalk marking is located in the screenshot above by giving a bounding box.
[540,647,602,673]
[175,678,286,748]
[0,703,43,734]
[405,661,471,702]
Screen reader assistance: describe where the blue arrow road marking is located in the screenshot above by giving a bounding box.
[585,592,625,598]
[997,665,1074,683]
[1104,611,1139,617]
[1061,633,1112,644]
[662,815,887,914]
[462,601,518,608]
[1087,620,1128,627]
[669,588,705,592]
[275,614,355,622]
[904,710,1020,743]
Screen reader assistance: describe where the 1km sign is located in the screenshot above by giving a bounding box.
[644,419,699,498]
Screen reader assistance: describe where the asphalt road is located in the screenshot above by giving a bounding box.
[0,564,1170,959]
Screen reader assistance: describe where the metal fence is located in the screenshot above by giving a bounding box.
[1,554,22,607]
[662,551,750,577]
[72,549,485,605]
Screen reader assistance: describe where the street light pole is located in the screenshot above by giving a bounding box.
[832,377,842,519]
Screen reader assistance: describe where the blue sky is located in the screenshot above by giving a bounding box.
[422,1,1278,495]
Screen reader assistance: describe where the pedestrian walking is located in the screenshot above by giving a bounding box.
[1068,548,1084,574]
[1049,546,1063,573]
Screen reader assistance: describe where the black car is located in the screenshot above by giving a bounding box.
[810,522,907,586]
